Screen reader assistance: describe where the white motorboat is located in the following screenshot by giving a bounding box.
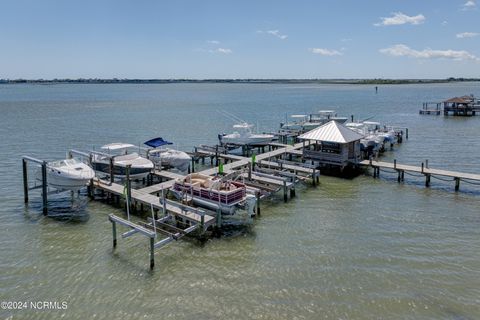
[92,143,153,180]
[144,137,191,172]
[309,110,348,125]
[148,149,191,171]
[281,115,308,131]
[36,158,95,191]
[219,123,275,146]
[170,173,256,218]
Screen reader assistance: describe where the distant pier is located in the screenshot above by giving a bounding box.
[420,95,479,116]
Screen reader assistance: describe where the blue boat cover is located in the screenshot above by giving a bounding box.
[144,137,173,147]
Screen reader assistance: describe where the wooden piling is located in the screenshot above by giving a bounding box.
[312,167,317,187]
[149,237,155,269]
[109,157,114,184]
[125,165,132,215]
[111,219,117,248]
[455,177,460,191]
[283,180,288,202]
[22,159,28,203]
[41,161,48,215]
[216,208,222,229]
[255,192,261,216]
[425,174,431,187]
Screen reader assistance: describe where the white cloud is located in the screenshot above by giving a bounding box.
[340,38,352,42]
[442,21,448,26]
[207,40,220,44]
[374,12,425,26]
[462,0,476,10]
[215,48,232,54]
[456,32,479,38]
[310,48,343,56]
[258,30,288,40]
[379,44,479,61]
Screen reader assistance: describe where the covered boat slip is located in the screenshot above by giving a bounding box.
[299,120,363,168]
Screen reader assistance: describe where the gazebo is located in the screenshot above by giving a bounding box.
[298,120,363,168]
[443,95,477,116]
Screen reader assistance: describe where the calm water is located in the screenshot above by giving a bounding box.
[1,83,479,319]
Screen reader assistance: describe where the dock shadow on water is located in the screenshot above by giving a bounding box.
[217,223,255,238]
[25,191,91,223]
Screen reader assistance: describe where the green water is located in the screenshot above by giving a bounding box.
[1,83,479,319]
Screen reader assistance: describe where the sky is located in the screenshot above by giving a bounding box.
[0,0,479,79]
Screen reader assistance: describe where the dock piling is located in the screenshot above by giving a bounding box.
[255,192,261,216]
[149,238,155,269]
[22,159,28,203]
[41,161,48,215]
[455,177,460,191]
[111,218,117,248]
[109,157,114,184]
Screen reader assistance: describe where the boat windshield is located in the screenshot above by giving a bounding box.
[49,158,80,167]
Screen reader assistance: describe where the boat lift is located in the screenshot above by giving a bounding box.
[108,193,207,269]
[22,156,48,214]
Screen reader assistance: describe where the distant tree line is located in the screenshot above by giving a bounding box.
[0,78,478,84]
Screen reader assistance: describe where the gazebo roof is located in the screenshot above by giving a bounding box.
[444,97,472,104]
[299,120,364,143]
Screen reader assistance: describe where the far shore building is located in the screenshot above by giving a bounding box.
[298,120,363,169]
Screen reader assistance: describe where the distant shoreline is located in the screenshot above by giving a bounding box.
[1,78,478,85]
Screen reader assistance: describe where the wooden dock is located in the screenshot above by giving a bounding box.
[360,160,480,191]
[93,179,215,228]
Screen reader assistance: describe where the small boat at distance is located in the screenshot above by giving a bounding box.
[281,110,348,133]
[219,123,275,146]
[36,158,95,191]
[92,143,153,180]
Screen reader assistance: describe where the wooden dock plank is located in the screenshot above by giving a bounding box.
[152,170,185,180]
[138,180,175,194]
[258,160,317,175]
[360,160,480,181]
[92,180,215,226]
[240,173,293,188]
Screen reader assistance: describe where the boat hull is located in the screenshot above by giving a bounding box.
[36,166,94,191]
[149,149,191,171]
[170,189,238,215]
[92,162,151,180]
[220,134,275,146]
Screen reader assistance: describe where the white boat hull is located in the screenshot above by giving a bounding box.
[149,149,191,171]
[221,134,275,146]
[36,160,95,191]
[92,152,153,180]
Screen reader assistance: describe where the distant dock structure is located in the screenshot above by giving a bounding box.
[420,95,479,116]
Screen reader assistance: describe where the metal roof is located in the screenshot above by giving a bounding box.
[298,120,364,143]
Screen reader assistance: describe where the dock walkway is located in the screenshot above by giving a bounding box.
[93,179,215,227]
[360,160,480,190]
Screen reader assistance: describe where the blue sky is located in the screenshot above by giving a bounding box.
[1,0,479,79]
